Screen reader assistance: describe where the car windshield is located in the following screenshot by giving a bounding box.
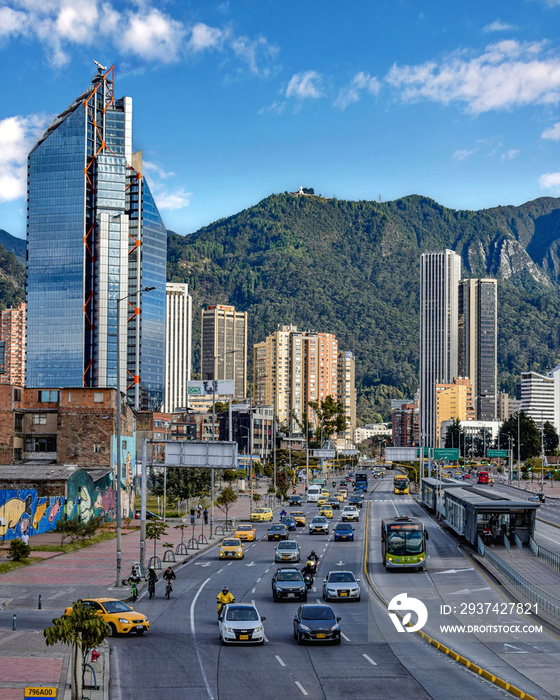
[328,573,355,583]
[256,509,268,514]
[312,517,327,523]
[336,524,352,530]
[223,539,241,547]
[102,601,132,614]
[387,529,423,556]
[237,526,251,531]
[270,525,285,531]
[226,607,259,622]
[277,571,303,581]
[302,606,335,621]
[278,541,297,550]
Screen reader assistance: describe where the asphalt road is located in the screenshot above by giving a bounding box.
[106,476,560,700]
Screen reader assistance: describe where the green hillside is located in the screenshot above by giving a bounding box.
[168,192,560,422]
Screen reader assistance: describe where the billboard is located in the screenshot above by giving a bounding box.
[338,449,359,456]
[187,380,235,396]
[313,449,336,459]
[386,447,418,462]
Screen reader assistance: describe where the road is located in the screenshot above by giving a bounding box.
[106,476,560,700]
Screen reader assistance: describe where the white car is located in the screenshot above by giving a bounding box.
[219,603,266,645]
[341,506,359,522]
[309,515,329,535]
[275,540,301,562]
[322,571,361,602]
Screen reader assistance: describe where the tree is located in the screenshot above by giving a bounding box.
[7,539,30,561]
[146,521,167,562]
[44,601,110,700]
[215,487,238,524]
[308,396,348,447]
[151,467,210,500]
[499,411,541,461]
[444,418,464,451]
[222,469,237,486]
[543,421,559,454]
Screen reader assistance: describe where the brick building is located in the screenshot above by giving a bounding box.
[392,403,420,447]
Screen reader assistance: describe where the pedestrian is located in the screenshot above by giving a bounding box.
[196,504,202,519]
[203,508,209,525]
[482,523,491,546]
[21,532,29,546]
[190,507,195,525]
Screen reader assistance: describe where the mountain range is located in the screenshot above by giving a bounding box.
[3,192,560,422]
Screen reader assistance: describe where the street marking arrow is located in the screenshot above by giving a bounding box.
[246,562,256,567]
[448,587,491,595]
[503,644,530,653]
[195,562,211,567]
[433,568,474,575]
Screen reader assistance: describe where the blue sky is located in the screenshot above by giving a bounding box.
[2,0,560,239]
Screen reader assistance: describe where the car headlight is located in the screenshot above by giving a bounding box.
[118,618,129,624]
[419,553,425,559]
[327,588,336,595]
[300,624,311,632]
[330,624,340,631]
[224,626,234,633]
[254,626,262,633]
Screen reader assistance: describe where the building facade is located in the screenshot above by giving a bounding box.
[420,250,462,447]
[201,305,247,400]
[0,303,25,386]
[458,278,497,420]
[165,283,192,413]
[521,370,556,428]
[435,377,475,446]
[337,351,356,447]
[391,404,419,448]
[26,64,167,410]
[497,392,522,421]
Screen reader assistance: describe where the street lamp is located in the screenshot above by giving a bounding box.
[115,285,155,587]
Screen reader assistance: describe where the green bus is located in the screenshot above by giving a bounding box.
[381,516,428,570]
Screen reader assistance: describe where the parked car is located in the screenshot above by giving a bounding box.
[134,510,161,520]
[64,598,149,636]
[218,603,266,645]
[272,567,307,602]
[293,604,341,644]
[275,540,301,563]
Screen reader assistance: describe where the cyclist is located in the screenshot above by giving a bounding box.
[217,586,235,616]
[163,566,176,594]
[129,567,141,602]
[203,508,209,525]
[147,567,158,599]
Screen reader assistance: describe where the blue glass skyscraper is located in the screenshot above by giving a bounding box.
[26,64,166,410]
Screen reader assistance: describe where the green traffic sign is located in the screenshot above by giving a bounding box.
[433,448,460,461]
[487,449,508,458]
[416,447,429,457]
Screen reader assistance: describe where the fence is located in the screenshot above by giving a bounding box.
[529,536,560,573]
[176,496,211,517]
[477,536,560,620]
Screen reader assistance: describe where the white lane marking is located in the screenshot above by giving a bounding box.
[316,598,321,604]
[312,587,316,592]
[256,577,262,583]
[190,577,214,699]
[363,653,377,666]
[341,633,351,641]
[537,532,560,545]
[276,655,286,667]
[227,562,233,566]
[216,568,223,574]
[252,588,256,593]
[265,568,270,573]
[295,681,308,696]
[264,633,269,642]
[392,501,399,516]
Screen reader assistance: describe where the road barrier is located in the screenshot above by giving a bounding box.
[529,535,560,573]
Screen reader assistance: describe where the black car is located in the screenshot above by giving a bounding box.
[280,515,297,531]
[293,604,341,644]
[268,524,289,541]
[289,495,302,506]
[348,495,363,508]
[134,509,162,520]
[327,497,340,510]
[272,567,307,602]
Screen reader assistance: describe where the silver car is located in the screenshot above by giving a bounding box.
[275,539,301,562]
[322,571,361,602]
[309,515,329,535]
[341,506,359,522]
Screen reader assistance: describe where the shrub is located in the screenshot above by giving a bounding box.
[8,539,30,561]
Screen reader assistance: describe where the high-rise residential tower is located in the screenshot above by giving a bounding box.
[419,250,462,447]
[165,283,192,412]
[201,305,247,400]
[0,303,25,386]
[26,65,167,410]
[337,350,356,447]
[458,278,498,420]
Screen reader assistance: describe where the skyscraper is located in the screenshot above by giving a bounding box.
[337,350,356,447]
[26,64,166,410]
[458,278,498,420]
[165,283,192,412]
[419,250,462,447]
[201,305,247,400]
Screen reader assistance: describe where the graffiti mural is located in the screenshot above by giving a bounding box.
[111,433,137,520]
[0,490,65,541]
[66,470,116,524]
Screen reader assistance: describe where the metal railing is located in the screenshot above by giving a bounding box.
[530,536,560,573]
[478,539,560,620]
[503,534,510,552]
[514,533,523,551]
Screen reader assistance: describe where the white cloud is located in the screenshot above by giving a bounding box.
[286,71,323,99]
[501,148,520,160]
[453,148,477,161]
[0,113,52,202]
[187,22,226,52]
[386,40,560,114]
[152,188,192,211]
[0,6,28,38]
[231,34,278,77]
[484,20,516,33]
[539,172,560,190]
[541,122,560,140]
[334,72,381,109]
[121,9,186,63]
[143,161,175,180]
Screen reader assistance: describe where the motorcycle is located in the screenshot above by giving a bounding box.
[302,572,314,589]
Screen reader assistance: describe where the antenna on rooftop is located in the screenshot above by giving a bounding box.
[378,195,382,203]
[93,60,107,72]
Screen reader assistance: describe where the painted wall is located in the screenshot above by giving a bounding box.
[0,489,65,541]
[65,470,117,524]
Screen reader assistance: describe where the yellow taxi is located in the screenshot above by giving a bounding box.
[64,598,149,636]
[219,537,245,559]
[292,511,307,527]
[317,496,329,507]
[334,492,346,502]
[250,507,273,522]
[319,505,333,519]
[234,524,256,541]
[320,490,330,499]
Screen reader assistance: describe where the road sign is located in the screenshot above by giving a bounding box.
[313,449,336,458]
[433,448,459,461]
[487,449,508,458]
[24,689,57,698]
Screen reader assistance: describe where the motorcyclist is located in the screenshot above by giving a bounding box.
[217,586,235,616]
[280,509,287,519]
[162,566,176,592]
[301,559,315,577]
[307,551,319,572]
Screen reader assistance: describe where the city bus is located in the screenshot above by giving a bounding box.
[354,472,368,492]
[393,475,409,494]
[381,516,428,569]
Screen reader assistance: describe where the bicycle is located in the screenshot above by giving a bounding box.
[122,577,139,603]
[165,579,173,599]
[148,579,156,599]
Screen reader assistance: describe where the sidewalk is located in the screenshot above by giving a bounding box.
[0,477,294,699]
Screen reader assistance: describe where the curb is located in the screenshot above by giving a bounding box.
[537,516,560,530]
[362,499,539,700]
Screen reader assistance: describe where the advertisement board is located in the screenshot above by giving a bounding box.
[187,380,235,396]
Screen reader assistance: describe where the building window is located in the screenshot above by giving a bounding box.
[93,444,101,453]
[38,390,59,403]
[93,392,104,403]
[32,414,47,425]
[14,448,22,461]
[14,413,23,431]
[25,436,57,452]
[13,388,21,402]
